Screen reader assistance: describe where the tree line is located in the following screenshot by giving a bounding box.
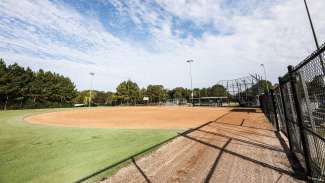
[2,59,262,109]
[74,80,230,106]
[0,59,77,109]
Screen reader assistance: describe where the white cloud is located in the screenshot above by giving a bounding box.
[0,0,325,91]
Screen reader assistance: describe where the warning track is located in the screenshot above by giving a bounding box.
[103,110,305,183]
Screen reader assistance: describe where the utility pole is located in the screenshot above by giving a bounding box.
[89,72,95,108]
[186,60,194,106]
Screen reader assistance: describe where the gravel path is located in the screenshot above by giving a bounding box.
[103,110,305,183]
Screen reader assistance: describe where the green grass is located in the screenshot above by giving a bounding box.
[319,128,325,137]
[0,108,180,183]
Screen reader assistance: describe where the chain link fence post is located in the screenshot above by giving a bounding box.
[278,77,294,151]
[270,89,280,132]
[288,65,313,181]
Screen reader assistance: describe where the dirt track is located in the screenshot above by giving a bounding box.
[103,110,305,183]
[25,107,230,129]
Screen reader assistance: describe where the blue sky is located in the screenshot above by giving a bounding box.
[0,0,325,91]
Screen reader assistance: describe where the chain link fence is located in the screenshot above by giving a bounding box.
[260,43,325,183]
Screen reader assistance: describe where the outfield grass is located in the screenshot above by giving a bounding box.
[0,108,180,183]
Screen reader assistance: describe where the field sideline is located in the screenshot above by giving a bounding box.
[0,108,183,183]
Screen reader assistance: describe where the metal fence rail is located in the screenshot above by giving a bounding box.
[260,43,325,183]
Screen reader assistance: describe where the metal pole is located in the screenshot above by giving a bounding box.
[304,0,320,49]
[236,81,241,105]
[278,77,294,151]
[89,72,95,108]
[186,60,194,106]
[270,89,280,131]
[190,63,193,104]
[243,80,248,101]
[303,0,325,74]
[288,65,312,180]
[226,81,230,105]
[256,74,261,95]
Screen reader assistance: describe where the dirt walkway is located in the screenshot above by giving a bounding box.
[103,110,305,183]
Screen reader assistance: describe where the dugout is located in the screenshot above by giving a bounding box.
[193,97,228,107]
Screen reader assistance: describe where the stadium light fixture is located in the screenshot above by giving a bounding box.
[186,60,194,106]
[89,72,95,108]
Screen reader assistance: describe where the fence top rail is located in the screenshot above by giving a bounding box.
[293,42,325,72]
[277,42,325,83]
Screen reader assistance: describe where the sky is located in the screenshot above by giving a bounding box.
[0,0,325,91]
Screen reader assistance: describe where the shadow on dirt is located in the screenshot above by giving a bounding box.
[231,108,260,113]
[179,133,306,181]
[132,157,152,183]
[74,111,306,183]
[204,138,232,183]
[73,112,231,183]
[212,120,274,132]
[197,129,284,153]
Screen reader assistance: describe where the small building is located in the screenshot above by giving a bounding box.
[193,97,228,107]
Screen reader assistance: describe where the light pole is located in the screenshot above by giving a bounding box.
[303,0,320,50]
[303,0,325,75]
[260,64,269,93]
[89,72,95,107]
[186,59,194,106]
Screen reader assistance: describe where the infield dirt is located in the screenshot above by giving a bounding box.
[25,106,231,129]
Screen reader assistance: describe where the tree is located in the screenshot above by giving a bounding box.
[139,88,147,102]
[239,79,272,97]
[73,91,88,104]
[259,80,272,93]
[0,59,8,109]
[91,91,114,105]
[199,88,208,97]
[0,59,77,109]
[307,75,325,101]
[146,85,167,103]
[116,80,140,104]
[193,88,201,98]
[173,87,186,99]
[3,63,27,109]
[208,84,228,97]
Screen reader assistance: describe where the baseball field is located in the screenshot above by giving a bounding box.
[0,106,230,183]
